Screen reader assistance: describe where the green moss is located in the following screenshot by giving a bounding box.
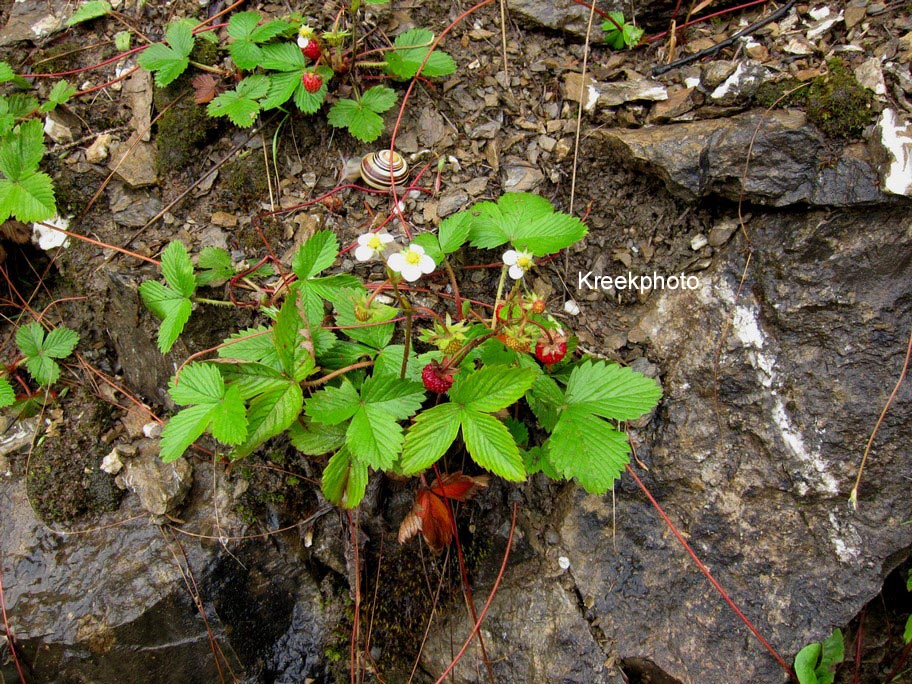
[805,59,874,139]
[155,99,221,173]
[32,40,83,74]
[753,77,804,109]
[218,154,269,211]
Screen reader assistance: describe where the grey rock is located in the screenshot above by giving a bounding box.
[701,61,739,89]
[567,206,912,683]
[109,141,158,188]
[707,61,770,105]
[108,182,163,227]
[116,438,191,517]
[599,110,886,207]
[1,462,341,682]
[0,0,67,46]
[708,217,741,246]
[422,560,625,683]
[502,161,545,193]
[599,79,668,107]
[438,189,469,217]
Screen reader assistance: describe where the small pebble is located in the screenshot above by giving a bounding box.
[690,234,709,250]
[558,556,571,570]
[563,299,580,316]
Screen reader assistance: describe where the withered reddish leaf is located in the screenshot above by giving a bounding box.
[191,73,220,104]
[430,472,489,501]
[397,472,489,553]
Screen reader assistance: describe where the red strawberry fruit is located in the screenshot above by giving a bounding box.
[535,334,568,366]
[422,362,454,394]
[301,38,322,62]
[301,72,323,93]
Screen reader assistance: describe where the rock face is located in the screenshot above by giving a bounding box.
[599,110,886,207]
[0,463,341,683]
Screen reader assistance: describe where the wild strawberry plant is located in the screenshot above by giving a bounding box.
[136,6,456,142]
[140,192,662,548]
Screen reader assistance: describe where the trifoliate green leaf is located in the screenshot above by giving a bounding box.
[449,366,537,413]
[373,344,422,382]
[564,360,661,421]
[260,70,300,110]
[526,373,563,432]
[400,402,462,474]
[138,279,191,354]
[260,42,306,71]
[293,229,338,279]
[346,406,403,469]
[138,22,194,87]
[460,411,525,480]
[160,241,196,298]
[0,63,14,83]
[289,418,346,455]
[333,289,397,350]
[360,85,397,113]
[221,362,288,399]
[465,192,587,256]
[438,211,471,253]
[159,362,250,461]
[6,96,39,123]
[385,28,456,79]
[40,80,77,112]
[0,376,15,407]
[0,173,56,223]
[207,75,269,127]
[218,326,279,367]
[16,322,78,386]
[547,406,630,493]
[232,381,303,458]
[66,0,112,26]
[160,403,212,462]
[327,99,384,143]
[305,380,360,424]
[0,120,45,181]
[114,31,131,51]
[274,285,302,376]
[195,246,234,286]
[317,340,375,371]
[322,447,368,508]
[226,10,261,40]
[168,362,225,405]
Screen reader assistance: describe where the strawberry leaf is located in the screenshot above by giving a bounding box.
[400,402,462,474]
[465,192,587,256]
[16,322,79,386]
[207,75,269,127]
[0,120,45,180]
[160,241,196,298]
[563,360,662,421]
[39,80,77,112]
[360,85,397,113]
[385,28,455,79]
[547,406,629,493]
[327,99,384,143]
[195,246,234,286]
[289,419,346,455]
[305,380,360,424]
[460,411,525,481]
[449,366,536,413]
[66,0,111,26]
[333,289,397,349]
[0,377,14,407]
[293,229,338,279]
[0,172,56,223]
[321,447,368,508]
[138,22,194,87]
[232,381,303,459]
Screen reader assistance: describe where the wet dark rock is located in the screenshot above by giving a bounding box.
[599,110,886,207]
[705,61,770,106]
[1,462,341,683]
[115,438,192,517]
[566,205,911,683]
[422,559,626,683]
[108,182,164,227]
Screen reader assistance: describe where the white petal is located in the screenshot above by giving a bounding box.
[354,245,375,262]
[379,233,395,244]
[508,264,525,279]
[357,233,373,247]
[418,254,436,274]
[401,263,422,281]
[387,253,406,272]
[297,35,308,48]
[408,243,426,257]
[503,249,519,265]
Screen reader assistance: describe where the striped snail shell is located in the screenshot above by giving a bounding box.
[359,150,409,190]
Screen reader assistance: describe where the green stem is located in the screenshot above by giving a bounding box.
[303,360,374,388]
[392,279,413,379]
[490,265,507,329]
[189,61,226,75]
[353,60,387,69]
[193,297,235,307]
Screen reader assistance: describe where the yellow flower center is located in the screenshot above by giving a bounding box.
[368,236,382,250]
[405,250,422,265]
[517,256,532,269]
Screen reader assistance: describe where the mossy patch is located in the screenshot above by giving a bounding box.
[753,77,804,109]
[806,59,874,139]
[154,98,221,174]
[26,392,124,522]
[218,154,269,211]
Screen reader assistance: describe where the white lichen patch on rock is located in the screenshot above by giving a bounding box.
[878,109,912,196]
[828,511,862,564]
[32,215,69,250]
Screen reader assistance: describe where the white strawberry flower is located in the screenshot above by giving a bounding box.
[503,249,534,279]
[387,243,436,282]
[354,231,394,262]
